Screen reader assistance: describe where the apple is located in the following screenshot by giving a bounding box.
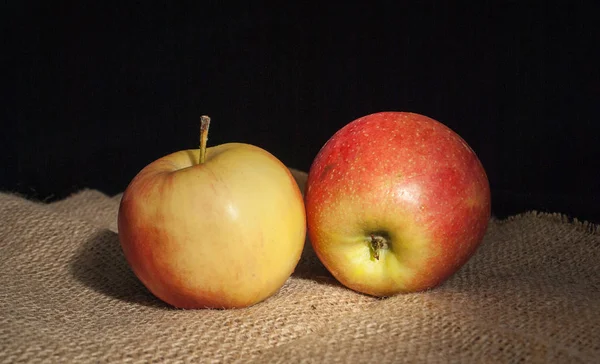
[118,116,306,309]
[305,112,490,297]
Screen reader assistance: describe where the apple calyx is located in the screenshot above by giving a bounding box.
[369,233,390,260]
[199,115,211,164]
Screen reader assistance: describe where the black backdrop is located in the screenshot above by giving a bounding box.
[3,2,599,222]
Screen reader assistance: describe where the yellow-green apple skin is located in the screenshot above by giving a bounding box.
[305,112,491,297]
[118,143,306,309]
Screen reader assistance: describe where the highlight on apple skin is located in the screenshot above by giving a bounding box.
[305,111,491,297]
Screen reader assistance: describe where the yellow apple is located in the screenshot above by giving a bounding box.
[118,117,306,309]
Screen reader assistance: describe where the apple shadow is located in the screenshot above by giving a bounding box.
[69,229,168,308]
[291,236,344,288]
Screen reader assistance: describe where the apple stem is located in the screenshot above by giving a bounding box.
[370,234,389,260]
[199,115,211,164]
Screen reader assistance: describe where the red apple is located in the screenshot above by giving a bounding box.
[305,112,491,297]
[118,117,306,309]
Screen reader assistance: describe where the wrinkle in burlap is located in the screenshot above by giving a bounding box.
[1,170,599,363]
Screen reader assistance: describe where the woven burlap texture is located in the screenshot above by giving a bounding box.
[1,169,598,363]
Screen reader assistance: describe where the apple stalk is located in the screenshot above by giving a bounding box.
[369,234,389,260]
[199,115,211,164]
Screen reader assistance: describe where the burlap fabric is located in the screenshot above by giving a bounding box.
[1,169,598,363]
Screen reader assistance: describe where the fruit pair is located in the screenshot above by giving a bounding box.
[118,112,490,309]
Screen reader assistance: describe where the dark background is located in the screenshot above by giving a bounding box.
[3,2,599,222]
